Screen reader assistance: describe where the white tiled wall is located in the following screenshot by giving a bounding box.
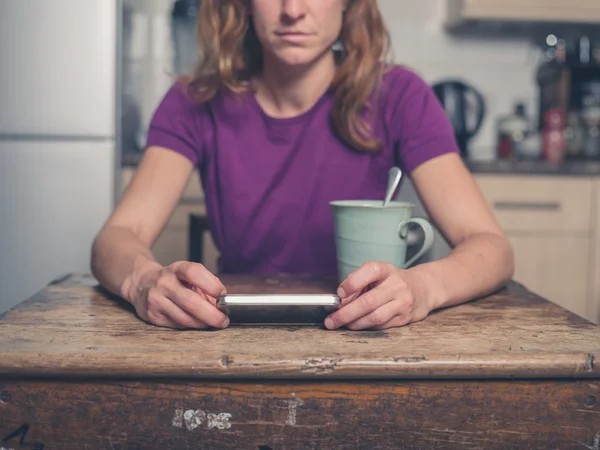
[378,0,543,161]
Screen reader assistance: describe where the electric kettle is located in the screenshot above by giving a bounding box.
[432,79,486,158]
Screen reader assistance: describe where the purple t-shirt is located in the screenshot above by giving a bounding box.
[146,65,459,275]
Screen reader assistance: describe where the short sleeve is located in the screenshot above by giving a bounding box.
[384,67,460,174]
[145,82,206,166]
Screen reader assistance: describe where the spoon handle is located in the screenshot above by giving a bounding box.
[383,166,402,207]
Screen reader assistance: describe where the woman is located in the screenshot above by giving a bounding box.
[91,0,514,331]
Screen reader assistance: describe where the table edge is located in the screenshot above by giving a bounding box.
[0,352,596,380]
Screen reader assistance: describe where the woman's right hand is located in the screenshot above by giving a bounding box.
[124,259,230,330]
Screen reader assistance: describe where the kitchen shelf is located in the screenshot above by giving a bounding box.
[446,0,600,32]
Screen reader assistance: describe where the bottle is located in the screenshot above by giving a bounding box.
[581,81,600,159]
[542,108,566,163]
[564,111,584,158]
[496,103,531,159]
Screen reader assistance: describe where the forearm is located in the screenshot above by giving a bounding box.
[408,232,515,312]
[90,225,162,302]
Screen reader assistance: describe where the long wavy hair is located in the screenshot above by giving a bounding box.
[182,0,392,152]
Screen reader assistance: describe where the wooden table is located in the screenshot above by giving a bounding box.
[0,273,599,449]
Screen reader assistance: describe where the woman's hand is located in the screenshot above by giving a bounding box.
[324,262,432,331]
[123,260,230,330]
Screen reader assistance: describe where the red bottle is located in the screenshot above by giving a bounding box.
[543,108,566,163]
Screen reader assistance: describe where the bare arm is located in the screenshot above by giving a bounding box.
[91,146,228,329]
[326,153,514,330]
[91,146,192,296]
[408,153,514,310]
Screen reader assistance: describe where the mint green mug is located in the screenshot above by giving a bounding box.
[329,200,435,282]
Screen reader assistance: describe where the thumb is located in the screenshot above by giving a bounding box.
[337,262,391,298]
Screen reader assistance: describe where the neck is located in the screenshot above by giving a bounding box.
[254,51,336,118]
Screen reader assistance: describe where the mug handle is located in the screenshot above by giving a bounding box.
[397,218,435,269]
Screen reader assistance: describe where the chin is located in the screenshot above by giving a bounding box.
[272,48,330,68]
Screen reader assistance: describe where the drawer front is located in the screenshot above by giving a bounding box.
[474,175,593,233]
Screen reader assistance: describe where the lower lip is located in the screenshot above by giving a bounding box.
[278,33,309,42]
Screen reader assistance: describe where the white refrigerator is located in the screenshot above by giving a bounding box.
[0,0,120,312]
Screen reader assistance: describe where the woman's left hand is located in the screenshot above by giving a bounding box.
[324,261,433,331]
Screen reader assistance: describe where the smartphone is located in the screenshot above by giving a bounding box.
[216,294,341,325]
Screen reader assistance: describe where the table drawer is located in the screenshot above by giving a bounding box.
[474,175,593,233]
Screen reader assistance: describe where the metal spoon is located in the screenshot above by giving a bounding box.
[383,166,402,207]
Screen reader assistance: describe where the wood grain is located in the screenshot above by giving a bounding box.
[0,378,599,449]
[0,274,598,380]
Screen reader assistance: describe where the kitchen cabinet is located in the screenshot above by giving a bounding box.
[507,235,591,321]
[120,167,220,274]
[474,174,599,324]
[446,0,600,29]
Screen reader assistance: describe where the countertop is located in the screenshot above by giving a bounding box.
[122,151,600,176]
[466,159,600,176]
[0,273,598,380]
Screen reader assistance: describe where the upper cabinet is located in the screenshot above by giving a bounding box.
[446,0,600,30]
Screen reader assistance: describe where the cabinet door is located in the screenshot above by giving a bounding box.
[508,235,594,323]
[447,0,600,25]
[474,175,593,233]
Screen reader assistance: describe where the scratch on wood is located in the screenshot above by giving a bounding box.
[220,355,233,368]
[285,393,304,426]
[184,409,207,431]
[393,356,427,363]
[207,412,233,430]
[582,432,600,450]
[244,421,336,429]
[172,409,183,428]
[585,353,595,372]
[172,408,231,431]
[301,358,340,374]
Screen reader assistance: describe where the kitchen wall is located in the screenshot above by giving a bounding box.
[378,0,542,161]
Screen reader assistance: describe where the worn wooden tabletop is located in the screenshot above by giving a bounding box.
[0,273,598,380]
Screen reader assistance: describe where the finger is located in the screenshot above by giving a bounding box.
[346,300,407,331]
[172,284,230,329]
[340,283,377,306]
[152,275,227,328]
[325,282,395,330]
[171,261,226,298]
[159,299,210,329]
[341,291,360,307]
[371,314,412,330]
[148,311,187,330]
[204,294,218,307]
[337,262,394,298]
